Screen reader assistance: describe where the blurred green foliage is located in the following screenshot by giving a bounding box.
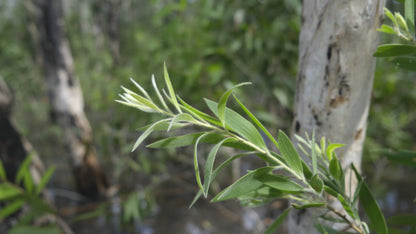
[0,0,415,231]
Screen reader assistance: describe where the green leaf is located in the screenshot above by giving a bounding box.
[326,143,344,161]
[374,44,416,57]
[211,167,273,202]
[323,185,339,197]
[25,195,55,214]
[9,225,61,234]
[163,62,181,113]
[203,138,232,197]
[311,132,318,175]
[15,155,34,194]
[217,82,251,127]
[302,160,313,180]
[0,199,25,219]
[329,157,344,190]
[291,202,326,209]
[147,132,255,151]
[190,152,252,207]
[129,77,152,101]
[234,95,279,149]
[384,8,399,30]
[238,186,284,207]
[310,174,324,194]
[151,74,171,112]
[167,113,197,131]
[396,12,410,32]
[377,24,397,34]
[35,166,55,195]
[177,96,222,126]
[277,130,303,177]
[119,86,160,112]
[138,121,188,131]
[132,118,171,151]
[264,206,292,234]
[194,133,212,192]
[337,194,357,220]
[0,183,22,200]
[259,174,304,192]
[405,0,415,28]
[123,192,141,222]
[205,99,267,151]
[352,164,388,234]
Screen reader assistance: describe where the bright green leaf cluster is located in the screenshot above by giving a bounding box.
[118,66,387,234]
[0,156,58,233]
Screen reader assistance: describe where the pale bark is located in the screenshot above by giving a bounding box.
[32,0,108,199]
[288,0,385,232]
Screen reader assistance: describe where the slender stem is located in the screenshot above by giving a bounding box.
[326,204,364,234]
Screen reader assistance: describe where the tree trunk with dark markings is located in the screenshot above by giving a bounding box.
[32,0,108,199]
[288,0,385,232]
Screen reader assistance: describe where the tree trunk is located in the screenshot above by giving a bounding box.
[32,0,108,199]
[0,75,43,184]
[288,0,385,232]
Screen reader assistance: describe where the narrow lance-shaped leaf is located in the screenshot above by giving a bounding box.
[15,155,34,194]
[337,193,358,220]
[310,174,324,194]
[167,113,197,131]
[384,8,399,30]
[190,152,253,207]
[120,86,161,112]
[163,62,181,113]
[205,99,267,151]
[177,96,222,126]
[129,77,152,101]
[132,118,171,151]
[405,0,415,36]
[374,44,416,57]
[211,167,273,202]
[326,143,344,161]
[277,130,303,178]
[194,133,211,192]
[233,95,279,148]
[0,199,25,219]
[202,138,232,197]
[311,132,318,175]
[217,82,251,127]
[0,183,22,200]
[35,166,56,195]
[377,24,396,34]
[264,206,292,234]
[259,174,304,192]
[148,132,256,151]
[152,74,171,112]
[351,164,388,234]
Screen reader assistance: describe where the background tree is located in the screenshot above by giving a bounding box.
[32,0,108,199]
[288,0,386,232]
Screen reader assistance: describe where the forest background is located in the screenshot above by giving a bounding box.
[0,0,415,233]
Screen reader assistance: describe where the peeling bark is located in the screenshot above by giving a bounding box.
[32,0,108,199]
[288,0,385,232]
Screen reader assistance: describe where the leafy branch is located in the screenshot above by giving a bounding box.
[117,63,387,234]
